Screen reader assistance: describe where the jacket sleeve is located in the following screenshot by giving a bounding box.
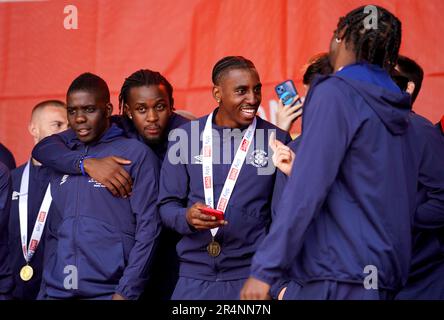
[414,123,444,228]
[0,164,13,299]
[158,139,197,236]
[115,150,162,300]
[32,131,82,175]
[37,202,61,300]
[250,80,360,286]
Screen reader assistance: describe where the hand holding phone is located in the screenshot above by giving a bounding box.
[199,207,225,221]
[275,80,300,106]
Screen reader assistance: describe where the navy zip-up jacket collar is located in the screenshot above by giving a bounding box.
[63,123,123,150]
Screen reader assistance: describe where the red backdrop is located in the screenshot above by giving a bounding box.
[1,0,443,165]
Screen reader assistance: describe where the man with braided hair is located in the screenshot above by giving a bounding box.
[241,5,444,300]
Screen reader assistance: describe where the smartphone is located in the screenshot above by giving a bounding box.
[199,207,224,221]
[275,80,300,106]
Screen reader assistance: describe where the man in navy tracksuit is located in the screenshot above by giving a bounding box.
[395,117,444,299]
[268,58,444,300]
[242,6,444,300]
[392,57,444,299]
[0,162,13,299]
[38,73,161,300]
[158,56,291,300]
[8,100,68,300]
[32,70,188,300]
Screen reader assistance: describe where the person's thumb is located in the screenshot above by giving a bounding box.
[112,156,132,165]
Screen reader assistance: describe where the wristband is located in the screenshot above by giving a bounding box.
[79,156,92,176]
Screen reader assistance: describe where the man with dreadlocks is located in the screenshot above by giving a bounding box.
[241,5,444,300]
[115,70,189,300]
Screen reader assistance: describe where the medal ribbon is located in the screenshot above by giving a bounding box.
[19,160,52,264]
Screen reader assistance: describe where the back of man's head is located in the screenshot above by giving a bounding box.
[303,53,333,86]
[396,55,424,104]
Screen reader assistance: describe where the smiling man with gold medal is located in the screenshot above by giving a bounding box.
[158,56,291,300]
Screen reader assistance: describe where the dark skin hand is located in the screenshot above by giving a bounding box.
[240,277,271,300]
[83,156,133,197]
[186,202,228,230]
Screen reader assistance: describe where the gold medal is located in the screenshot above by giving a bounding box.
[207,240,221,257]
[20,264,33,281]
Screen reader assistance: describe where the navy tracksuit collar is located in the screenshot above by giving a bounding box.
[65,124,124,150]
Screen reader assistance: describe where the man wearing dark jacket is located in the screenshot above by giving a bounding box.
[393,57,444,300]
[32,69,188,300]
[8,100,67,300]
[242,6,444,300]
[38,73,161,300]
[158,56,291,299]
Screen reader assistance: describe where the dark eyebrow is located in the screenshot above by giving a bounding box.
[66,105,95,110]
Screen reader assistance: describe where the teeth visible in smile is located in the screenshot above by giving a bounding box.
[241,109,255,115]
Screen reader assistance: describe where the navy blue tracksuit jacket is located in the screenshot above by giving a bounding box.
[38,125,161,299]
[158,111,290,298]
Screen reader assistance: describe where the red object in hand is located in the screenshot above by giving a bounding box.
[199,207,224,220]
